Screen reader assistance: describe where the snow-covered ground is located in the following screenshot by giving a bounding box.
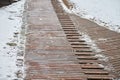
[0,0,25,80]
[62,0,120,33]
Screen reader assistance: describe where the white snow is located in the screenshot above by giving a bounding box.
[81,33,113,70]
[0,0,25,80]
[64,0,120,33]
[81,34,108,61]
[81,34,102,53]
[58,0,72,13]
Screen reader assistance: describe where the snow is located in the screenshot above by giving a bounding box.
[58,0,71,13]
[81,34,109,61]
[65,0,120,33]
[81,34,102,53]
[0,0,26,80]
[81,33,113,70]
[59,1,120,78]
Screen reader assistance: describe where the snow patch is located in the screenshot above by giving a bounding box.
[82,34,102,53]
[95,54,108,61]
[62,0,120,33]
[0,0,26,80]
[81,34,109,62]
[58,0,71,13]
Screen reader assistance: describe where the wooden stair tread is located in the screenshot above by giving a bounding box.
[77,56,98,60]
[72,46,90,49]
[68,40,85,42]
[81,64,104,69]
[76,50,93,52]
[75,52,95,56]
[66,34,81,36]
[71,43,88,45]
[87,75,114,80]
[84,70,109,74]
[79,60,102,64]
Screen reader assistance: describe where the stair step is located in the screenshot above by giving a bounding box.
[72,46,90,49]
[64,29,77,31]
[65,32,79,34]
[66,34,81,37]
[68,39,85,42]
[62,25,75,27]
[76,50,93,52]
[81,64,104,69]
[87,75,114,80]
[75,52,95,56]
[67,37,79,39]
[77,56,98,60]
[79,60,101,64]
[84,71,109,75]
[71,43,88,45]
[63,27,76,29]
